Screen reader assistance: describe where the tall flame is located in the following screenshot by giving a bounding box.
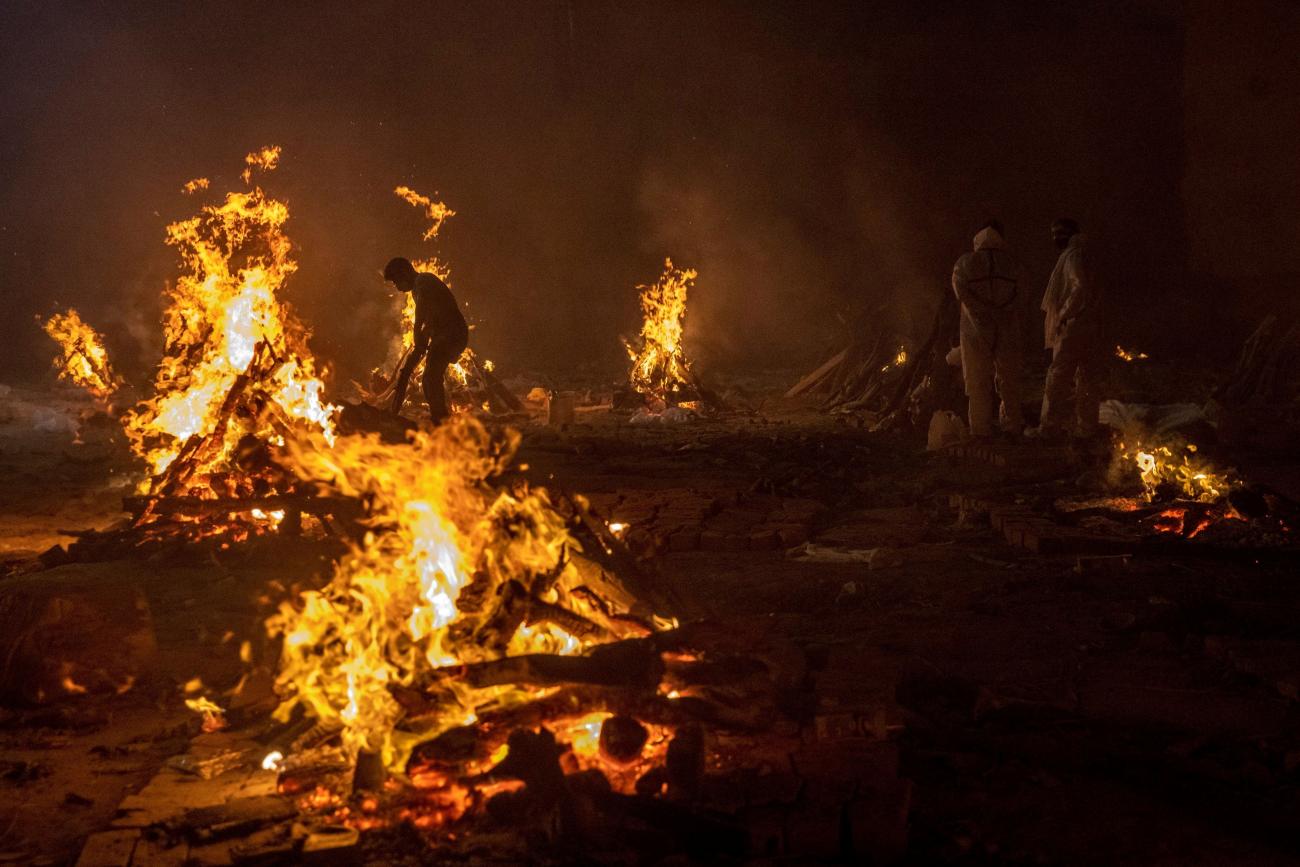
[268,418,594,766]
[123,147,337,480]
[626,259,697,399]
[42,309,122,403]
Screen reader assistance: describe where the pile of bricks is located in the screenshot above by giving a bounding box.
[944,493,1135,556]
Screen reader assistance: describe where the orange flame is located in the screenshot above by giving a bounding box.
[1119,439,1233,503]
[1115,345,1149,362]
[265,417,634,767]
[42,309,123,404]
[122,147,337,481]
[626,259,697,399]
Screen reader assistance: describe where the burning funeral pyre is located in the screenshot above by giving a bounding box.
[621,259,715,410]
[41,310,123,409]
[44,147,338,543]
[360,185,522,416]
[38,149,812,857]
[1046,430,1297,550]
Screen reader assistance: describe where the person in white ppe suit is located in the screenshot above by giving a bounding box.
[1031,217,1101,438]
[951,220,1025,438]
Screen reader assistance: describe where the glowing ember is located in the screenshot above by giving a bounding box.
[625,259,698,401]
[557,712,673,793]
[1118,439,1234,502]
[1115,345,1149,362]
[42,309,122,404]
[117,146,337,485]
[564,712,607,760]
[880,345,908,373]
[261,750,284,771]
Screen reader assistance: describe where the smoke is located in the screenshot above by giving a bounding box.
[1,1,1191,390]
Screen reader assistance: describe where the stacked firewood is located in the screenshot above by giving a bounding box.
[1214,315,1300,409]
[788,290,963,427]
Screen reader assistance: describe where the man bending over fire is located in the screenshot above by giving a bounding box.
[383,256,469,423]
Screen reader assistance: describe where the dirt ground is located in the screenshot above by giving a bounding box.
[2,380,1299,865]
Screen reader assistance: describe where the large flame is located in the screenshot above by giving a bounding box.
[267,418,598,767]
[42,309,122,404]
[626,259,698,399]
[123,147,337,481]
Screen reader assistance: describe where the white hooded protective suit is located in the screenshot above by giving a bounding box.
[1039,234,1102,434]
[951,226,1026,436]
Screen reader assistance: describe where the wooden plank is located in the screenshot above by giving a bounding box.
[785,349,846,398]
[122,495,360,518]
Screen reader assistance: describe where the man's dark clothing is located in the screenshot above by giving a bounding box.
[391,273,469,422]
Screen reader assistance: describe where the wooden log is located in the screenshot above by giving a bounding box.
[418,638,664,691]
[785,349,847,399]
[403,685,774,771]
[336,400,418,442]
[122,494,363,519]
[480,364,525,413]
[558,493,687,620]
[525,595,610,642]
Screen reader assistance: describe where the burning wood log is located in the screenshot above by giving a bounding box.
[122,493,362,519]
[419,638,665,691]
[403,684,775,773]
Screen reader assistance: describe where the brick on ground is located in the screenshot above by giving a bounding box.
[75,829,139,867]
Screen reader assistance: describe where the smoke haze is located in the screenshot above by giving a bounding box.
[1,1,1195,387]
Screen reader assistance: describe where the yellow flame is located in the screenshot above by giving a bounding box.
[1115,345,1149,362]
[241,145,280,183]
[626,259,697,398]
[266,417,617,767]
[881,345,908,373]
[42,310,122,403]
[184,696,227,732]
[122,147,337,481]
[182,177,210,195]
[565,712,610,761]
[1120,439,1233,502]
[395,185,456,241]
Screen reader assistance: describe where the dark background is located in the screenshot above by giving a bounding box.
[2,0,1297,386]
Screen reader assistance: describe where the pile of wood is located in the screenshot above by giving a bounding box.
[1214,315,1300,409]
[359,347,524,416]
[274,617,851,862]
[787,291,964,428]
[1211,315,1300,452]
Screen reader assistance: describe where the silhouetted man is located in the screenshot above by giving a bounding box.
[383,257,469,423]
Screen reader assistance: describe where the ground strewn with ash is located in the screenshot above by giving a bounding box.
[2,383,1299,865]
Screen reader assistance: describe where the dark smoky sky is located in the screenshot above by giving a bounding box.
[0,0,1190,387]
